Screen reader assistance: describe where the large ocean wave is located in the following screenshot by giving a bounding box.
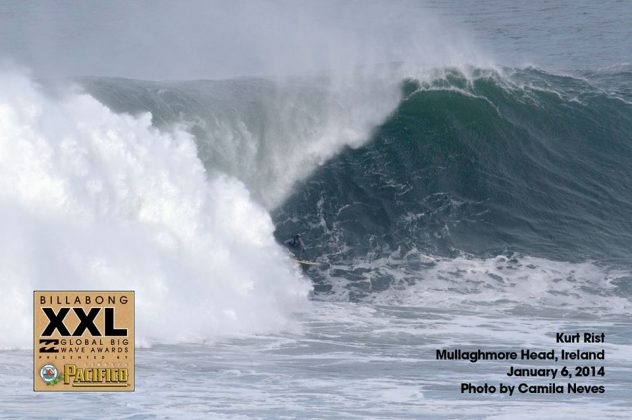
[273,67,632,310]
[1,65,631,349]
[83,66,632,316]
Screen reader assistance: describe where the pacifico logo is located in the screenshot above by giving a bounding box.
[33,291,135,392]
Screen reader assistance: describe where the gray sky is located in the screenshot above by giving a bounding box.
[2,0,627,80]
[0,0,475,80]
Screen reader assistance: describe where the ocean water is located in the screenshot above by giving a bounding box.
[1,1,631,418]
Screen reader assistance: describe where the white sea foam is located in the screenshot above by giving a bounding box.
[0,71,311,349]
[368,253,632,317]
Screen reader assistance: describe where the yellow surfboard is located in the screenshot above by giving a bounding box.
[291,259,320,266]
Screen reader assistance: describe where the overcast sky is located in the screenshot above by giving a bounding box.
[0,0,487,80]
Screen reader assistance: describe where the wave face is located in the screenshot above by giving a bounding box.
[0,72,310,348]
[273,67,632,312]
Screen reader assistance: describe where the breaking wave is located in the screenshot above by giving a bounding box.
[0,72,310,348]
[1,64,631,349]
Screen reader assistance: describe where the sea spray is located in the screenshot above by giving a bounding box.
[0,71,311,349]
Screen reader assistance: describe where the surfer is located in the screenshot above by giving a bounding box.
[285,233,305,258]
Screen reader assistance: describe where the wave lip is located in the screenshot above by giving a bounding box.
[79,72,406,209]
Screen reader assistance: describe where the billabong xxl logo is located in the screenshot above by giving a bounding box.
[41,307,127,336]
[33,291,135,392]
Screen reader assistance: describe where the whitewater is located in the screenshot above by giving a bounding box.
[1,0,632,418]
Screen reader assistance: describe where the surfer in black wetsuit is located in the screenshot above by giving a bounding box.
[286,234,305,258]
